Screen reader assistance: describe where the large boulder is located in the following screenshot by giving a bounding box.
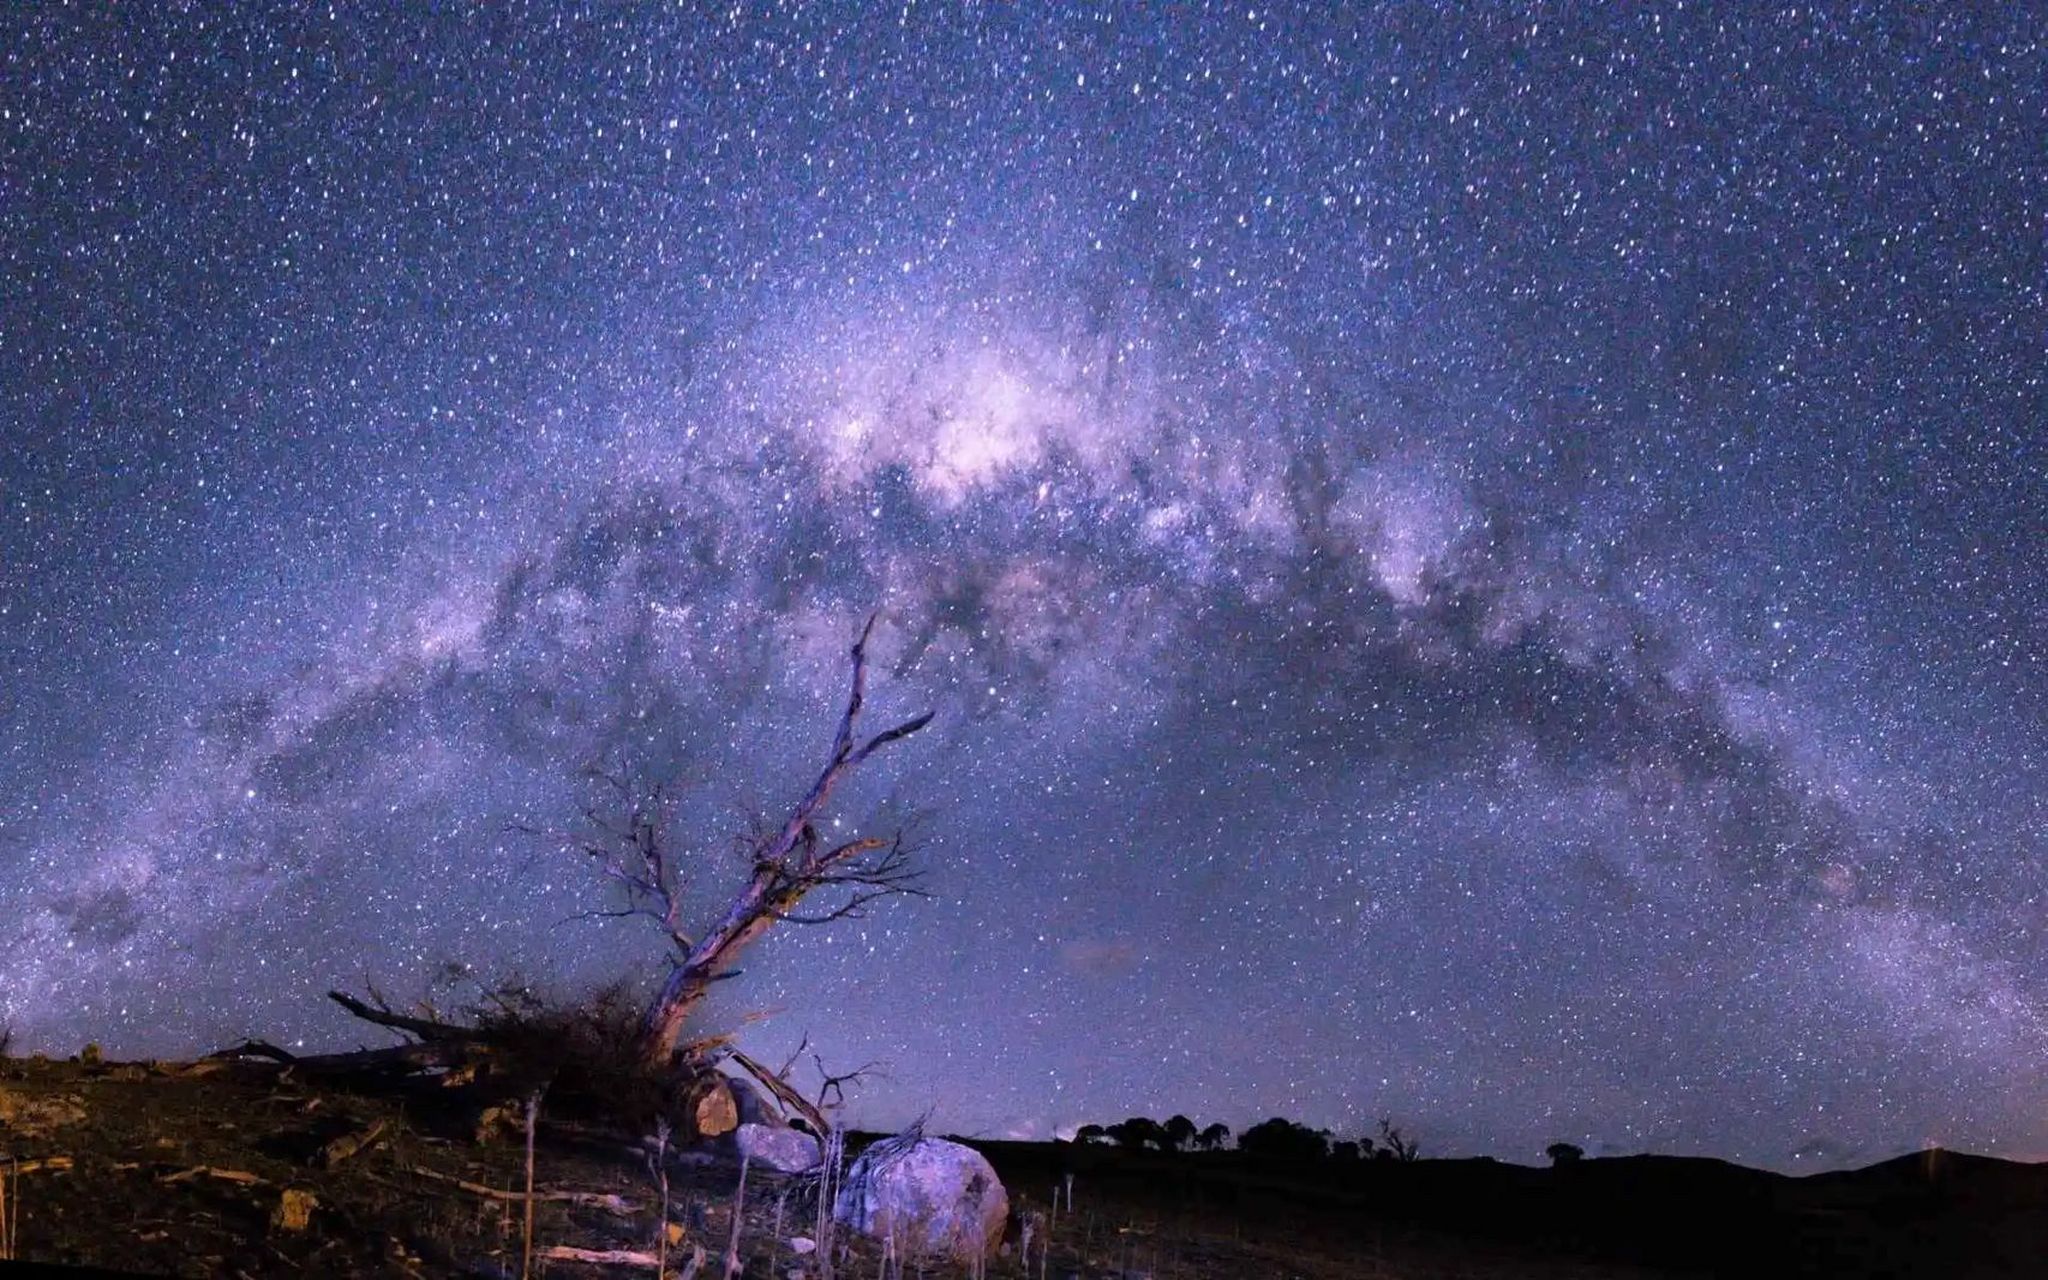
[735,1122,820,1173]
[833,1132,1008,1267]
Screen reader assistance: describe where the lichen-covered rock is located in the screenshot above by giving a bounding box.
[833,1131,1008,1266]
[735,1122,820,1173]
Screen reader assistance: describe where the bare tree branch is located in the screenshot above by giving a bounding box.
[725,1047,830,1135]
[812,1054,881,1112]
[775,1032,811,1081]
[635,614,933,1065]
[328,990,476,1043]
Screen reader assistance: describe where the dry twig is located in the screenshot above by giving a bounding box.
[160,1165,266,1186]
[537,1246,665,1268]
[401,1164,639,1215]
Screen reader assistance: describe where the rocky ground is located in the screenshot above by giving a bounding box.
[1,1050,715,1277]
[3,1051,2045,1278]
[0,1048,1641,1280]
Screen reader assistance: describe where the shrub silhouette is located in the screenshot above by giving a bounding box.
[463,977,671,1123]
[1546,1141,1585,1166]
[1237,1116,1331,1163]
[1196,1121,1231,1151]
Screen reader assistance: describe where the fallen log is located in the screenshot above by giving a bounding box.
[212,1039,475,1076]
[208,1039,297,1064]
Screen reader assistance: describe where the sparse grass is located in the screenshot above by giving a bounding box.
[1,1157,16,1261]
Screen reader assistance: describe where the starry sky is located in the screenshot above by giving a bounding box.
[2,5,2042,1172]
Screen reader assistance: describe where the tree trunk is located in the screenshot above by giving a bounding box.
[641,966,705,1069]
[638,877,796,1067]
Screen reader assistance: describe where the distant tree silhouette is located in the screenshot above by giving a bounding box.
[1238,1117,1330,1163]
[1074,1124,1108,1145]
[1331,1139,1363,1163]
[1195,1121,1231,1151]
[1376,1118,1420,1162]
[1546,1141,1585,1166]
[1162,1114,1198,1152]
[1107,1116,1168,1150]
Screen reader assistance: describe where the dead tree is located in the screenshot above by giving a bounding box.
[529,614,932,1070]
[279,617,932,1115]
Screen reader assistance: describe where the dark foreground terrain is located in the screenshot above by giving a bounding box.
[1,1052,2043,1278]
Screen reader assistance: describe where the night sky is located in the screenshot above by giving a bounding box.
[2,6,2042,1172]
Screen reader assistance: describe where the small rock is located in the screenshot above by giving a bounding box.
[320,1119,388,1168]
[736,1122,821,1173]
[474,1104,518,1144]
[271,1188,318,1232]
